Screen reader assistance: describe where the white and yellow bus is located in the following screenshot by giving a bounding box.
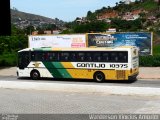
[17,46,139,82]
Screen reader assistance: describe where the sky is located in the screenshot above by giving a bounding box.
[11,0,133,22]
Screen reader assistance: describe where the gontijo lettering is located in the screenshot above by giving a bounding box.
[77,63,105,68]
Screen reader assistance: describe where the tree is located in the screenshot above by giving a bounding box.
[46,24,57,30]
[139,12,146,18]
[115,2,119,6]
[11,25,25,35]
[87,11,92,17]
[135,0,140,4]
[73,21,109,33]
[111,18,143,32]
[86,11,97,21]
[24,25,35,35]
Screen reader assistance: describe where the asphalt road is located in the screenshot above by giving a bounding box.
[0,76,160,88]
[1,76,160,97]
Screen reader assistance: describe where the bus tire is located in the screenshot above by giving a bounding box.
[94,72,105,83]
[30,70,40,80]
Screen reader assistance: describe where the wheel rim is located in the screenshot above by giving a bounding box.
[32,72,39,79]
[96,73,103,81]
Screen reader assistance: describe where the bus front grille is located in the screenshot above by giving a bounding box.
[116,70,125,79]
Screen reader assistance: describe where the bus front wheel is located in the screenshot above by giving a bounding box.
[30,70,40,80]
[94,72,105,83]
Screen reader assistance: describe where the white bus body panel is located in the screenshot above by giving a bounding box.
[17,62,53,78]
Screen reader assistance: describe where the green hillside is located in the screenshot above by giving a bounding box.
[137,0,158,10]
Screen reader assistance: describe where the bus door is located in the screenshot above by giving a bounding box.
[18,51,30,69]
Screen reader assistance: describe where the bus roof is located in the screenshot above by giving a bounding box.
[18,46,137,52]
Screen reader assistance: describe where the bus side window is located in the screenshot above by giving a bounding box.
[118,52,128,63]
[93,53,101,62]
[31,52,36,61]
[118,52,123,62]
[48,52,52,61]
[70,52,76,61]
[123,55,127,62]
[36,52,47,61]
[77,52,85,61]
[48,52,58,61]
[102,53,109,62]
[111,52,118,62]
[60,52,70,62]
[86,52,92,61]
[36,52,43,61]
[42,52,48,61]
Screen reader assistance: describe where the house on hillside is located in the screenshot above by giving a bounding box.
[122,12,139,21]
[147,15,157,24]
[32,30,60,35]
[75,17,88,23]
[122,9,145,21]
[32,31,38,35]
[122,0,131,4]
[155,0,159,2]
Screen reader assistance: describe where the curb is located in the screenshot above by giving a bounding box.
[137,77,160,80]
[0,80,160,96]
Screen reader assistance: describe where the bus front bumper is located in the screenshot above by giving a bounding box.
[128,72,139,80]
